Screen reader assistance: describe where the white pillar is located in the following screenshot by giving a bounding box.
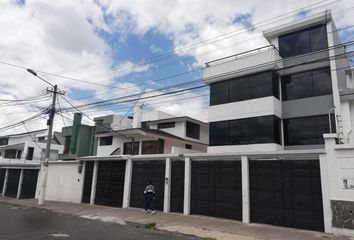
[122,158,133,208]
[163,157,171,213]
[319,154,332,233]
[183,157,191,215]
[16,169,24,199]
[90,161,98,205]
[2,169,9,196]
[327,19,342,133]
[241,156,250,224]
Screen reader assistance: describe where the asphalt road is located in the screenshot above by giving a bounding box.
[0,202,200,240]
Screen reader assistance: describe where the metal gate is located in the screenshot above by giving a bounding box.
[0,169,5,193]
[191,161,242,220]
[250,160,324,231]
[5,169,21,198]
[170,160,184,213]
[94,161,126,207]
[20,169,39,199]
[130,161,165,211]
[82,161,94,203]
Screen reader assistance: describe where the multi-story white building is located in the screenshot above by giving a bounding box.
[0,129,64,162]
[0,129,64,200]
[205,10,351,153]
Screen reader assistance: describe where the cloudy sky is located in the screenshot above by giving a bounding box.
[0,0,353,134]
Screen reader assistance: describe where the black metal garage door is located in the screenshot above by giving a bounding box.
[171,160,184,213]
[82,161,94,203]
[191,161,242,220]
[20,169,39,199]
[95,161,126,207]
[250,160,324,231]
[0,169,5,193]
[5,169,21,198]
[130,161,165,211]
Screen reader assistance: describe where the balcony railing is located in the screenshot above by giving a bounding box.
[205,44,281,67]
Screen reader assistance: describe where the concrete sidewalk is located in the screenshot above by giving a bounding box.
[0,197,352,240]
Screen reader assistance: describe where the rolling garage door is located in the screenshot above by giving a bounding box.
[95,161,126,207]
[82,161,94,204]
[250,160,324,231]
[0,169,5,193]
[5,169,21,198]
[191,161,242,220]
[20,169,39,199]
[130,161,165,211]
[170,160,184,213]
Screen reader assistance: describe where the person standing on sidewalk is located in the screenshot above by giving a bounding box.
[143,180,155,214]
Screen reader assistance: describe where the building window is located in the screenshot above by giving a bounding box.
[210,80,229,105]
[0,138,8,146]
[210,115,281,146]
[185,144,192,149]
[141,139,164,154]
[186,121,200,139]
[141,122,149,129]
[278,24,328,58]
[26,147,34,160]
[210,71,279,106]
[16,150,22,159]
[123,142,140,155]
[281,67,332,101]
[99,136,113,146]
[284,115,336,145]
[158,122,175,129]
[63,136,71,154]
[38,136,45,142]
[5,149,17,159]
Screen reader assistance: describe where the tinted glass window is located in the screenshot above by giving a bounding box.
[141,139,164,154]
[312,68,332,96]
[210,116,281,146]
[99,136,113,146]
[0,138,8,146]
[158,122,175,129]
[282,71,313,100]
[186,121,200,139]
[229,76,250,102]
[210,121,229,145]
[279,24,328,58]
[284,115,335,145]
[250,72,273,99]
[310,27,328,51]
[210,81,228,105]
[123,142,140,155]
[281,67,332,101]
[210,71,279,106]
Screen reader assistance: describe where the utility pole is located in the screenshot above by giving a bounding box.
[27,69,65,205]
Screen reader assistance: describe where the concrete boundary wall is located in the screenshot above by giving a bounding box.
[27,145,354,237]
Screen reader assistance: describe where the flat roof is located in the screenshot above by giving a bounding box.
[95,128,208,146]
[263,10,332,42]
[144,116,208,126]
[0,129,47,138]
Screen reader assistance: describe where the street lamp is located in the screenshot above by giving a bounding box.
[27,69,62,205]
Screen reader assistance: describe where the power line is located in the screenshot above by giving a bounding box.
[62,40,354,112]
[0,2,349,95]
[0,109,48,132]
[59,95,132,140]
[74,19,354,101]
[82,0,340,80]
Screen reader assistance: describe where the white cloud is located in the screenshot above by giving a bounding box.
[1,0,354,134]
[100,0,354,65]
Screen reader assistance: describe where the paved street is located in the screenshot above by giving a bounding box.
[0,202,200,240]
